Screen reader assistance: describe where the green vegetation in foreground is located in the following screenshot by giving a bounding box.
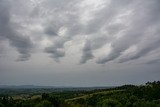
[0,81,160,107]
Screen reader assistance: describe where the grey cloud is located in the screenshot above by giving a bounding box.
[44,0,160,64]
[10,35,33,61]
[44,37,66,62]
[44,26,58,36]
[78,0,133,64]
[84,0,132,35]
[118,35,160,63]
[45,46,65,62]
[0,0,33,61]
[1,0,160,65]
[106,24,126,35]
[80,35,110,64]
[44,0,130,62]
[96,0,160,64]
[146,59,160,64]
[43,0,83,61]
[80,40,94,64]
[90,35,109,49]
[40,1,107,62]
[44,32,68,61]
[96,31,142,64]
[17,54,31,61]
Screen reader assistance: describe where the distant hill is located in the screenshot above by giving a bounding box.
[0,85,56,89]
[0,85,114,89]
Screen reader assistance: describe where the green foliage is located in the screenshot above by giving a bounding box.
[66,81,160,107]
[97,99,122,107]
[0,102,4,107]
[0,81,160,107]
[34,100,52,107]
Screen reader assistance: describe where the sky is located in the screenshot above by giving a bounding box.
[0,0,160,87]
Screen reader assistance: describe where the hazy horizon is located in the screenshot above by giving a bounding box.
[0,0,160,87]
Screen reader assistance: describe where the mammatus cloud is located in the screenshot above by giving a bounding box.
[0,0,160,64]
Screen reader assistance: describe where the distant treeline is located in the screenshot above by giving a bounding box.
[0,81,160,107]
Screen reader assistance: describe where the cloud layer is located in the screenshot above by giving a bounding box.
[0,0,160,64]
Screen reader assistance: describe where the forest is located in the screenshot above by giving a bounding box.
[0,81,160,107]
